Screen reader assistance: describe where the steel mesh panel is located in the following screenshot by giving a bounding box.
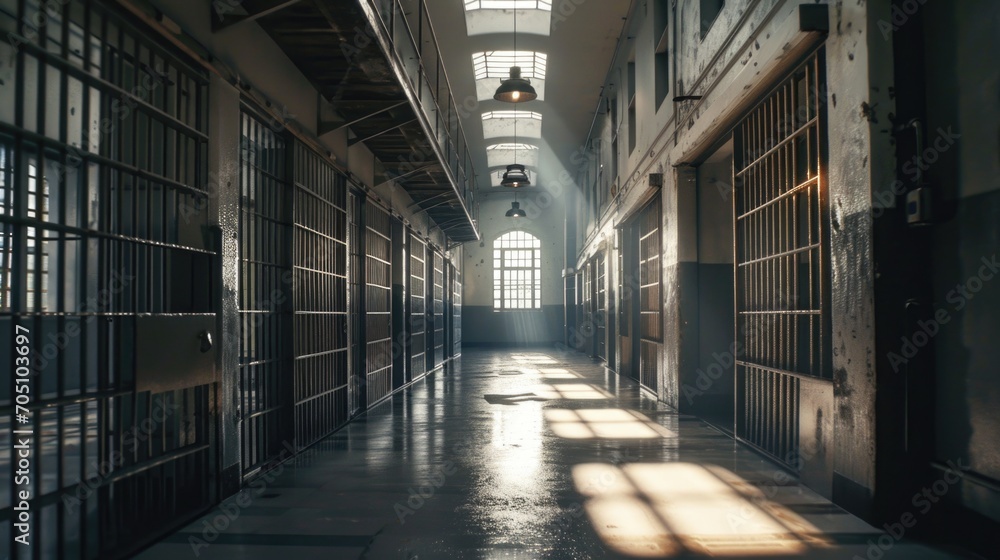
[733,53,828,467]
[0,2,215,556]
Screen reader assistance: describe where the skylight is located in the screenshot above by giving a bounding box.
[487,143,539,151]
[482,111,543,139]
[473,51,547,101]
[464,1,552,11]
[486,143,539,168]
[473,51,547,80]
[482,110,543,121]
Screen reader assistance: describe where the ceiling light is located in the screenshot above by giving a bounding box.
[506,190,527,218]
[501,163,530,188]
[506,201,526,218]
[494,66,537,103]
[494,9,536,103]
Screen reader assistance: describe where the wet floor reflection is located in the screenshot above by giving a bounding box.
[545,408,677,439]
[573,462,830,557]
[138,349,964,560]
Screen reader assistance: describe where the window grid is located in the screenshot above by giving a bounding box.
[465,1,553,12]
[482,110,543,121]
[472,51,547,80]
[487,143,539,152]
[493,231,541,310]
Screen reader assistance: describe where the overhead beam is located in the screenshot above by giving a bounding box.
[376,163,438,186]
[349,117,418,147]
[211,0,302,31]
[318,100,408,136]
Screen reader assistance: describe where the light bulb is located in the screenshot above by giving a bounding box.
[512,91,520,101]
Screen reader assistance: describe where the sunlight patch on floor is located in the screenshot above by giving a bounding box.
[544,409,675,439]
[572,463,830,557]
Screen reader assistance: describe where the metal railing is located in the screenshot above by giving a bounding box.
[364,0,480,234]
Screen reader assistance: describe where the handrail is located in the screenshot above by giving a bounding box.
[366,0,480,213]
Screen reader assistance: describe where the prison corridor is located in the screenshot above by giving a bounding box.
[136,349,965,560]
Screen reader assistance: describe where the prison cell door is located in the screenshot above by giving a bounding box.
[0,1,219,555]
[618,226,639,381]
[364,201,393,406]
[638,197,662,392]
[407,232,426,382]
[444,262,453,360]
[594,252,607,362]
[733,52,833,490]
[431,250,445,368]
[452,261,462,357]
[291,144,349,448]
[239,108,293,478]
[347,190,364,416]
[582,261,593,355]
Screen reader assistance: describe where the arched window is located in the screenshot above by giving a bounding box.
[493,230,541,310]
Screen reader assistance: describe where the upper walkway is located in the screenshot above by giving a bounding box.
[139,349,967,559]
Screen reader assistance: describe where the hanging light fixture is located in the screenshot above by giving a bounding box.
[494,67,536,103]
[505,192,527,218]
[494,9,536,103]
[500,105,531,187]
[501,163,530,188]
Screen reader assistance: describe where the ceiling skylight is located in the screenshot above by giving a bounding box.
[481,110,543,139]
[473,51,547,101]
[473,51,547,80]
[465,4,553,36]
[464,1,552,11]
[482,110,543,120]
[486,143,539,168]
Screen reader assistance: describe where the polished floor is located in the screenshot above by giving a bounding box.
[138,349,968,559]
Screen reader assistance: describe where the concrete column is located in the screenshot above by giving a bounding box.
[207,73,242,496]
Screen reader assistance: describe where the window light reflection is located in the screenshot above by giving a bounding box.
[572,463,831,557]
[544,409,675,439]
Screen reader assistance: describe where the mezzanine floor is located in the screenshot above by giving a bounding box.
[138,348,968,560]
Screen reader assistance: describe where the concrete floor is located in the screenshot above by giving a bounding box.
[138,349,968,559]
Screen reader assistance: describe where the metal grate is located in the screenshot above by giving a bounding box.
[292,144,348,448]
[595,252,607,360]
[239,109,291,479]
[581,261,593,353]
[452,262,462,357]
[365,202,392,405]
[0,1,215,556]
[733,53,829,467]
[639,197,661,391]
[408,233,426,382]
[432,250,444,367]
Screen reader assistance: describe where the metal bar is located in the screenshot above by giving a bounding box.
[322,100,409,134]
[212,0,304,31]
[348,117,418,146]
